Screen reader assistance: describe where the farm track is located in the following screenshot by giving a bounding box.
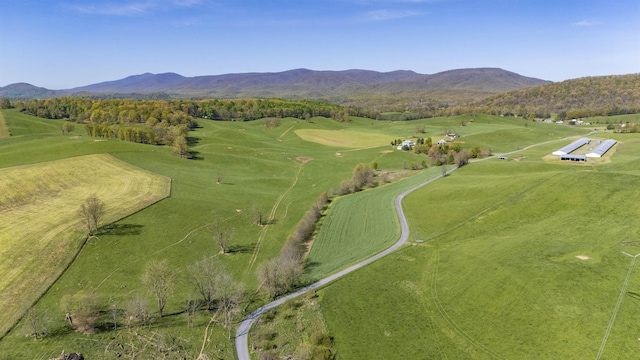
[234,137,579,359]
[235,166,456,360]
[244,162,305,276]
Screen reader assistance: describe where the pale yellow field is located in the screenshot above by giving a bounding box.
[294,129,391,148]
[0,111,8,138]
[0,154,170,336]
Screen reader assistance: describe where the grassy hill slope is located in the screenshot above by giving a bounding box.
[316,129,640,359]
[0,110,428,358]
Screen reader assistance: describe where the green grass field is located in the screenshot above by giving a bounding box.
[0,154,170,338]
[1,107,615,359]
[305,167,444,280]
[0,111,9,138]
[0,111,428,358]
[314,135,640,359]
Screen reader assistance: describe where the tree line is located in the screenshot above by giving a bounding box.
[11,97,353,123]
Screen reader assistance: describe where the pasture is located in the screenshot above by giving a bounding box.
[314,134,640,359]
[0,110,8,137]
[306,166,444,280]
[0,111,411,358]
[0,154,170,338]
[0,108,595,358]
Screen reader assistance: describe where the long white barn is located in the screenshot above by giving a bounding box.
[552,138,591,156]
[586,139,617,158]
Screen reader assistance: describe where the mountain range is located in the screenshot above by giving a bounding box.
[0,68,549,101]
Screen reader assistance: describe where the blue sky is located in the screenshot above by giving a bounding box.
[1,0,638,88]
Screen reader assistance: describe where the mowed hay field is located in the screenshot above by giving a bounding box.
[294,128,394,148]
[0,154,170,337]
[316,135,640,359]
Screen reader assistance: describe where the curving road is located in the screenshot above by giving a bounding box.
[234,166,458,360]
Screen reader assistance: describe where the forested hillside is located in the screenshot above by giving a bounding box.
[474,74,640,118]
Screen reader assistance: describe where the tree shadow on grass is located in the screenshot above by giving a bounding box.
[227,243,256,254]
[186,136,200,147]
[188,150,204,160]
[99,224,144,236]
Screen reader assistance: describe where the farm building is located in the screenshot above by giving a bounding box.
[397,140,415,150]
[586,139,617,158]
[560,154,587,162]
[552,138,591,156]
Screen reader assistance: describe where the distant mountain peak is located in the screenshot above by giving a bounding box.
[1,68,550,100]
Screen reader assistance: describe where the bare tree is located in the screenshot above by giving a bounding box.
[253,206,264,226]
[214,222,233,254]
[79,194,105,236]
[60,293,99,333]
[258,258,281,300]
[109,303,121,330]
[278,252,303,291]
[25,307,46,340]
[441,164,449,177]
[188,257,223,311]
[216,273,244,339]
[184,297,201,328]
[125,297,150,327]
[142,260,175,318]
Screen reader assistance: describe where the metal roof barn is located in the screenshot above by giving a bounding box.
[552,138,591,155]
[560,154,587,162]
[586,139,617,158]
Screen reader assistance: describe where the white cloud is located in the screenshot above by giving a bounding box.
[69,0,202,16]
[573,20,601,26]
[364,9,420,21]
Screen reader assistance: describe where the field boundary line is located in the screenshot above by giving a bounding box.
[596,254,639,359]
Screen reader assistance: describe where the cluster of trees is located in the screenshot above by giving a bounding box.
[330,164,378,196]
[12,97,354,123]
[614,122,640,133]
[82,122,189,147]
[194,99,351,122]
[427,142,471,167]
[15,98,198,157]
[258,193,329,300]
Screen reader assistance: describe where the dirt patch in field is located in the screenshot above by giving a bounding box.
[576,255,590,260]
[381,150,394,154]
[513,156,527,161]
[296,157,313,164]
[335,152,343,157]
